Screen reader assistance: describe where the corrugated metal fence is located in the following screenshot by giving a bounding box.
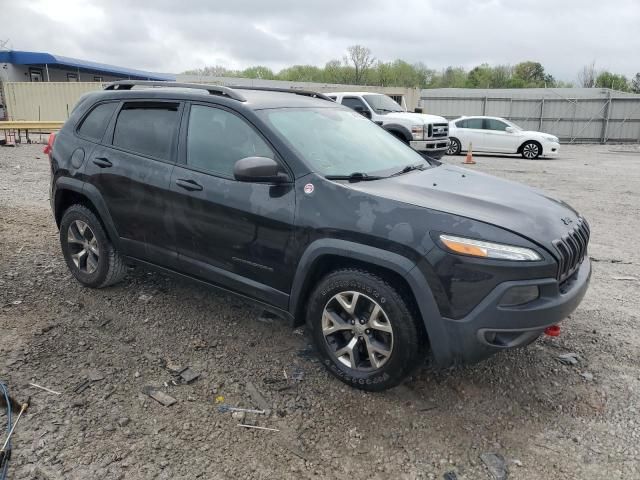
[0,82,102,121]
[420,88,640,143]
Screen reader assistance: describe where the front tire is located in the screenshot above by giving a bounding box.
[446,137,461,155]
[521,141,541,159]
[60,204,126,288]
[306,269,425,391]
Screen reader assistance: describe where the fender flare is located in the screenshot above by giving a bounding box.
[54,178,120,248]
[381,123,412,143]
[288,238,451,364]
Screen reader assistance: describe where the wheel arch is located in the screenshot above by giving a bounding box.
[382,124,412,143]
[54,179,120,247]
[289,239,451,361]
[517,139,542,154]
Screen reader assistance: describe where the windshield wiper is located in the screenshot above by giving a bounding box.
[390,163,426,177]
[325,172,385,182]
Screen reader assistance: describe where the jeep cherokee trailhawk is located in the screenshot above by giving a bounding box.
[47,81,591,391]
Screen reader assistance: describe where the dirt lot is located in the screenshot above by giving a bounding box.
[1,143,639,480]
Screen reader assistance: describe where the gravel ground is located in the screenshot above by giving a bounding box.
[1,143,639,480]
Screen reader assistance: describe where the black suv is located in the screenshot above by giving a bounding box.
[47,81,591,391]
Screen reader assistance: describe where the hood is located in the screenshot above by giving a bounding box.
[383,111,447,124]
[347,164,580,251]
[518,130,558,140]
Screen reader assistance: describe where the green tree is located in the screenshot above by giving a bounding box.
[513,61,546,86]
[466,64,494,88]
[345,45,375,84]
[277,65,324,82]
[632,73,640,94]
[596,71,630,91]
[240,66,275,80]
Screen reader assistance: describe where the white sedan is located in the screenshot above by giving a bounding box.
[447,116,560,159]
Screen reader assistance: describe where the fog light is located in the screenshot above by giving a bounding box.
[499,285,539,307]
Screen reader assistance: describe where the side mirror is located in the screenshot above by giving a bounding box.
[505,126,515,133]
[233,157,288,183]
[414,107,423,113]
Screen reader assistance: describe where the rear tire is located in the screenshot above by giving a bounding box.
[447,137,461,155]
[521,141,541,159]
[60,204,126,288]
[306,269,425,391]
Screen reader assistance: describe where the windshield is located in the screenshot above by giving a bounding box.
[504,119,523,131]
[257,107,428,177]
[363,95,404,114]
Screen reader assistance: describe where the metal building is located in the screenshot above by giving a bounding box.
[420,88,640,143]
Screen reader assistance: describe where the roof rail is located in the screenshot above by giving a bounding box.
[231,86,334,102]
[104,80,246,102]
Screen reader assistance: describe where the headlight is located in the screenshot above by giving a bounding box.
[439,234,542,261]
[411,125,424,140]
[544,135,558,142]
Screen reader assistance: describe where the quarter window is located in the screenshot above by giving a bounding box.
[112,102,179,161]
[186,105,275,177]
[78,102,118,142]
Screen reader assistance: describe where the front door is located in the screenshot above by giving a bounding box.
[482,118,520,153]
[170,103,296,309]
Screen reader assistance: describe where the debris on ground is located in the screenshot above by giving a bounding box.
[138,293,153,303]
[290,367,305,383]
[245,381,271,415]
[178,367,200,384]
[142,386,177,407]
[214,395,225,404]
[580,372,594,381]
[28,383,61,395]
[443,472,458,480]
[557,352,580,365]
[480,453,508,480]
[237,424,279,432]
[611,276,638,281]
[217,404,265,415]
[256,310,278,323]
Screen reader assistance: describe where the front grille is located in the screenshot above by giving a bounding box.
[428,123,449,139]
[553,217,590,283]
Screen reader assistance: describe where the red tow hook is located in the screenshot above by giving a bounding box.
[544,325,561,337]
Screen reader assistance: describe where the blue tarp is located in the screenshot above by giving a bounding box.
[0,50,175,81]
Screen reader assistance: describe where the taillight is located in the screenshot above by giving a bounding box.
[43,132,56,155]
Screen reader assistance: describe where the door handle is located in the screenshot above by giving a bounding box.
[93,157,112,168]
[176,178,203,192]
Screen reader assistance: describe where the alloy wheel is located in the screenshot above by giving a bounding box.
[523,143,540,159]
[447,139,460,155]
[67,220,99,274]
[321,291,394,371]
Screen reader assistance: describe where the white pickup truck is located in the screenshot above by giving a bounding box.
[326,92,450,159]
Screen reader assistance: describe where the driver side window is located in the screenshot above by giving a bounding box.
[186,105,275,177]
[342,97,368,113]
[484,119,508,131]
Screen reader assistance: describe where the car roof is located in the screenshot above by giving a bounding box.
[324,91,383,97]
[87,84,337,111]
[455,115,506,121]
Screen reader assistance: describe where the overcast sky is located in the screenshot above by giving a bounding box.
[3,0,639,82]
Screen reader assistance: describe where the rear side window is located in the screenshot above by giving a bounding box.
[78,102,117,141]
[462,118,483,129]
[112,102,179,161]
[186,105,275,177]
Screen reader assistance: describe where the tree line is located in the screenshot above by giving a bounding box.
[184,45,640,93]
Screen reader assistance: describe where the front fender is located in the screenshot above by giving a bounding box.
[288,239,451,365]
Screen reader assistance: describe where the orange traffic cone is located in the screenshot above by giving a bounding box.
[463,143,475,165]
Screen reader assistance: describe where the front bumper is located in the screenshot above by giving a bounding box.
[542,141,560,157]
[410,139,450,154]
[436,256,591,365]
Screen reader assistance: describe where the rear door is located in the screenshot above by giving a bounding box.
[482,118,519,153]
[169,103,296,309]
[84,100,181,267]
